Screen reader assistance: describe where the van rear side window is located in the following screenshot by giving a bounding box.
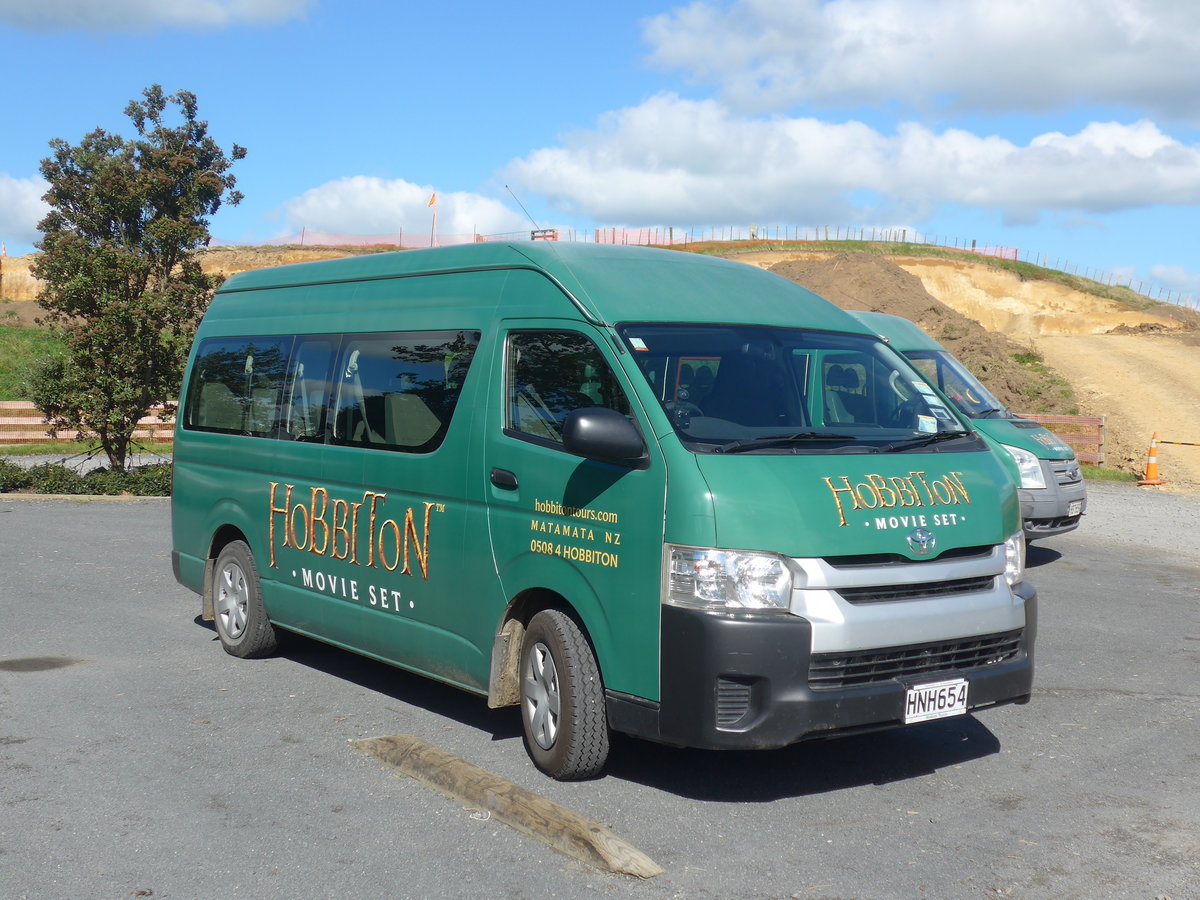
[183,330,480,452]
[183,337,294,437]
[330,331,480,453]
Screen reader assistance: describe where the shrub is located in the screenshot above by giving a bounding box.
[119,463,173,496]
[0,460,172,495]
[25,463,88,494]
[0,459,31,492]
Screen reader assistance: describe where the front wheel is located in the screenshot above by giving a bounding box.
[211,541,278,659]
[520,609,610,780]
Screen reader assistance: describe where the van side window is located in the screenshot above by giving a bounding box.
[184,336,294,436]
[505,331,631,444]
[285,337,338,441]
[330,330,480,453]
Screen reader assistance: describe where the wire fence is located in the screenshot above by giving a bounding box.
[238,224,1196,309]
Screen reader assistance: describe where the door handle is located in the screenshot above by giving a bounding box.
[490,468,518,489]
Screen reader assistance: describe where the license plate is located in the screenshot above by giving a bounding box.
[904,678,969,724]
[1068,500,1082,516]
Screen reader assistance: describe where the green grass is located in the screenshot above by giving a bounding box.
[1081,464,1137,483]
[0,324,64,400]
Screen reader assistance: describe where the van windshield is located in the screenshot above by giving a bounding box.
[619,323,977,454]
[903,350,1011,420]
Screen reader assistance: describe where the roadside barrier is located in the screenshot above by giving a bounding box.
[0,401,174,444]
[1138,432,1167,486]
[1139,434,1200,487]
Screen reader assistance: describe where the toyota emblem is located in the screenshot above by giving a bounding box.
[907,527,936,556]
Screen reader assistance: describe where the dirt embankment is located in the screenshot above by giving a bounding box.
[0,254,40,306]
[732,248,1200,491]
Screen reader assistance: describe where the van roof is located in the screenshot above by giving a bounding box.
[215,242,871,332]
[847,310,944,351]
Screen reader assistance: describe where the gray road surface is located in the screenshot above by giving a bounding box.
[0,481,1197,898]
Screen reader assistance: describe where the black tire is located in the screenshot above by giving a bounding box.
[211,541,278,659]
[519,609,610,780]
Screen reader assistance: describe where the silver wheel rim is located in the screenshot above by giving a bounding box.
[216,560,249,640]
[524,641,561,750]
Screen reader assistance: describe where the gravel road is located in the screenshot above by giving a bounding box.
[1064,479,1200,558]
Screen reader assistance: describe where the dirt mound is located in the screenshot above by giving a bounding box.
[1106,322,1175,335]
[768,253,1077,415]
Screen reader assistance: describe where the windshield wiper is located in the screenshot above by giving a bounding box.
[972,407,1005,419]
[878,431,967,453]
[714,432,858,453]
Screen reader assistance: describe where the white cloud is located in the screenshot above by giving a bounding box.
[505,95,1200,226]
[0,0,310,32]
[0,174,49,251]
[1150,264,1200,296]
[644,0,1200,118]
[506,95,886,224]
[280,176,527,238]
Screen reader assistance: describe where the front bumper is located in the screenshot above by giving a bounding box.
[606,581,1037,750]
[1020,461,1087,538]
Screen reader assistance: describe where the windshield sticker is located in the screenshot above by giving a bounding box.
[918,415,938,433]
[823,471,971,527]
[914,381,936,395]
[629,337,649,352]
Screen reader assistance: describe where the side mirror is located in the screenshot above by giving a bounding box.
[562,407,649,469]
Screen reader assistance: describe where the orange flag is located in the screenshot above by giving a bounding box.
[427,192,437,207]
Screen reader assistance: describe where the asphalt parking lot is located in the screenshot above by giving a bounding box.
[1,482,1197,899]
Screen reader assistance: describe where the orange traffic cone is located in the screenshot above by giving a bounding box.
[1138,432,1167,485]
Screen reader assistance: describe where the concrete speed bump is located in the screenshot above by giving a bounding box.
[351,735,664,878]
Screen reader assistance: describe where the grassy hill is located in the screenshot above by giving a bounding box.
[0,319,61,400]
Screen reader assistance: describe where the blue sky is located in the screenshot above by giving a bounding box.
[1,0,1198,299]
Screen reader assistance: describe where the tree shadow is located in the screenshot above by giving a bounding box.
[194,617,521,741]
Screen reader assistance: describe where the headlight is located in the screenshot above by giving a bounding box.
[1002,444,1047,489]
[1004,531,1026,587]
[667,546,793,611]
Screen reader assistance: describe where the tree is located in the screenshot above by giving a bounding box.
[32,84,246,470]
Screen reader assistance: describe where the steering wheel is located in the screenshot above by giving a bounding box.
[887,399,920,428]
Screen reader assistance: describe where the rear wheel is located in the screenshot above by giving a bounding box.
[520,609,610,780]
[211,541,278,659]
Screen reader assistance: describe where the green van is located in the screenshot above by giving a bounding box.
[850,311,1086,540]
[171,243,1035,779]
